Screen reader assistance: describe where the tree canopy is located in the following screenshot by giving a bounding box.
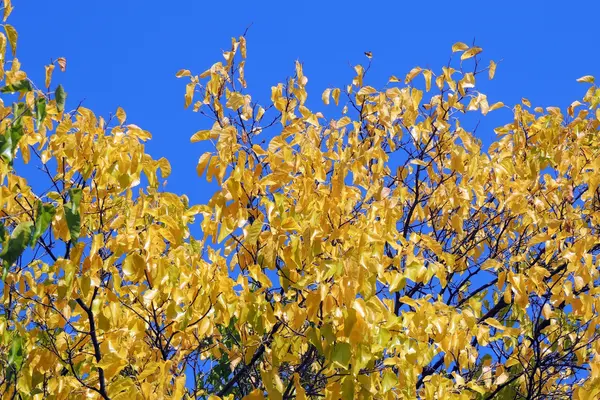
[1,2,600,399]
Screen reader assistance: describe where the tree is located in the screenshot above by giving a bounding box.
[1,2,600,399]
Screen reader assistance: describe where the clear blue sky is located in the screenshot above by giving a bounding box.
[12,0,600,209]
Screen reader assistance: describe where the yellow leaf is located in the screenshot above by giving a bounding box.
[357,86,376,96]
[332,88,340,106]
[335,116,351,128]
[495,372,509,386]
[176,69,191,78]
[410,159,428,167]
[460,47,483,60]
[450,214,463,234]
[388,273,405,293]
[185,82,194,108]
[542,303,552,319]
[488,101,504,112]
[256,106,265,121]
[3,0,13,21]
[243,389,264,400]
[294,373,307,400]
[411,88,423,110]
[57,57,67,72]
[240,36,247,58]
[422,70,432,92]
[489,60,497,79]
[157,157,171,178]
[405,67,422,84]
[123,253,145,279]
[245,220,263,247]
[97,353,128,381]
[452,42,469,52]
[576,75,595,84]
[126,124,152,141]
[322,88,331,105]
[4,24,17,56]
[252,144,266,156]
[137,363,159,380]
[191,130,212,143]
[196,153,212,177]
[116,107,126,125]
[45,64,55,89]
[0,33,5,68]
[226,92,245,110]
[485,318,505,330]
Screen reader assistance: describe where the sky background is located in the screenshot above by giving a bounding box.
[11,0,600,211]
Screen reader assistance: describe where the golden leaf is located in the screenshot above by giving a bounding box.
[422,70,432,92]
[45,64,55,89]
[185,82,194,108]
[405,66,422,84]
[176,69,191,78]
[489,60,497,79]
[191,130,212,143]
[460,46,483,60]
[322,88,331,105]
[196,152,212,177]
[332,88,340,106]
[116,107,126,125]
[4,23,17,56]
[576,75,595,83]
[452,42,469,52]
[3,0,13,21]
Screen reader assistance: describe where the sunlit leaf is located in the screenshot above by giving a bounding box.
[461,46,483,60]
[489,60,497,79]
[452,42,469,52]
[576,75,595,83]
[4,23,16,56]
[116,107,126,124]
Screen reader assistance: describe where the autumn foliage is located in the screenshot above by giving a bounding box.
[1,2,600,399]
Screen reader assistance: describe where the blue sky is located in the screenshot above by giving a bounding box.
[12,0,600,209]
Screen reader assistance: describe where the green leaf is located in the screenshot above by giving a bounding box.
[0,221,33,280]
[331,342,351,369]
[13,102,32,118]
[31,202,56,247]
[1,79,31,93]
[35,96,46,127]
[55,84,66,113]
[6,334,24,381]
[0,131,11,164]
[0,118,24,165]
[64,188,82,242]
[341,376,355,399]
[10,120,24,144]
